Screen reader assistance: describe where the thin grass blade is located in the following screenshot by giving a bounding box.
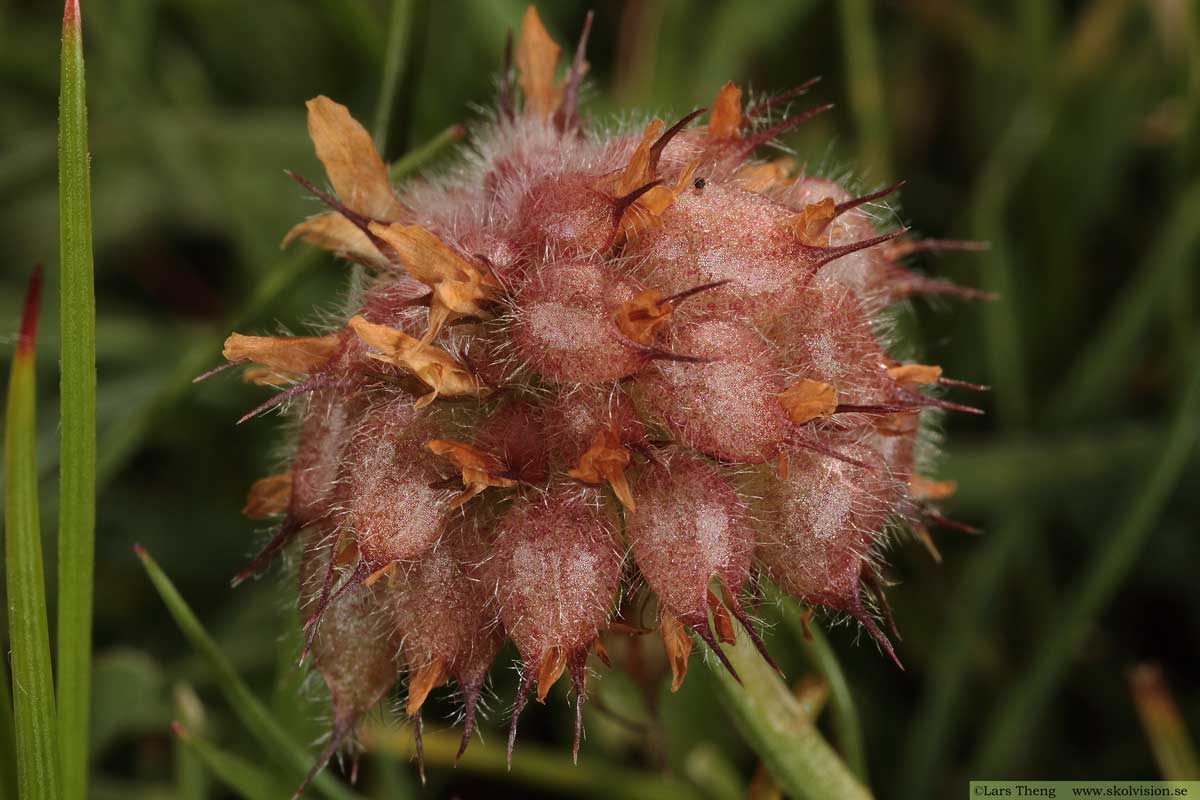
[0,652,18,800]
[57,2,99,798]
[134,545,365,800]
[4,266,59,800]
[1130,664,1200,780]
[173,684,209,800]
[373,0,414,152]
[1047,177,1200,423]
[361,722,704,800]
[387,123,465,181]
[970,339,1200,773]
[838,0,892,181]
[172,722,294,800]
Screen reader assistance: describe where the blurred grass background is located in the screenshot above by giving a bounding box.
[2,0,1199,798]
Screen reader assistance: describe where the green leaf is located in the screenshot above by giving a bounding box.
[698,617,873,800]
[971,341,1200,773]
[134,545,365,800]
[4,266,59,800]
[970,94,1054,426]
[172,722,293,800]
[57,2,99,798]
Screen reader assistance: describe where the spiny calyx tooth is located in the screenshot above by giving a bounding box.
[347,315,490,407]
[614,279,730,345]
[614,161,699,241]
[595,119,702,241]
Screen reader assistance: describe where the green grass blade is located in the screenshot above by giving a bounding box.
[945,424,1155,513]
[775,595,868,782]
[363,723,705,800]
[4,267,60,800]
[134,545,365,800]
[838,0,892,181]
[699,618,872,800]
[172,722,294,800]
[970,94,1054,426]
[1130,664,1200,781]
[897,509,1036,799]
[1046,177,1200,423]
[387,123,466,181]
[970,340,1200,773]
[0,652,19,800]
[57,2,98,798]
[373,0,413,152]
[172,685,209,800]
[674,0,819,104]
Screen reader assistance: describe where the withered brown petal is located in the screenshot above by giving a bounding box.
[305,96,405,220]
[778,379,839,424]
[223,332,343,375]
[781,197,837,246]
[888,363,944,385]
[243,473,292,519]
[517,6,563,119]
[282,212,386,267]
[709,81,743,139]
[661,612,693,693]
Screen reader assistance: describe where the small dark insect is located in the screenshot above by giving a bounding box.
[693,176,707,189]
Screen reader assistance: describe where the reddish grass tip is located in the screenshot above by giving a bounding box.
[63,0,80,29]
[16,264,43,357]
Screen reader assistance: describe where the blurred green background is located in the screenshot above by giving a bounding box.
[2,0,1199,798]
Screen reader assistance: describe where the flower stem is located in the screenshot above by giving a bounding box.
[776,595,869,782]
[699,618,873,800]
